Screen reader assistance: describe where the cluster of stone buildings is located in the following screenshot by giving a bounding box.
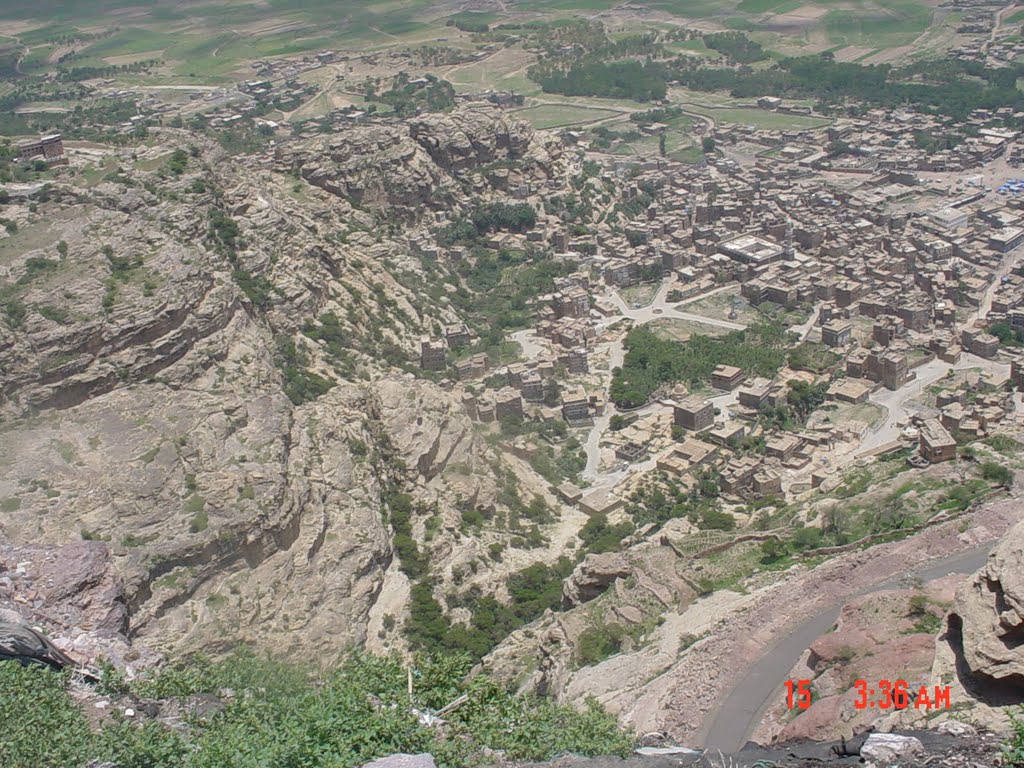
[17,134,66,165]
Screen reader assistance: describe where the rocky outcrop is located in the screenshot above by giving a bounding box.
[290,123,450,211]
[951,518,1024,685]
[0,540,145,668]
[562,553,632,607]
[283,107,560,213]
[0,124,571,666]
[408,110,534,170]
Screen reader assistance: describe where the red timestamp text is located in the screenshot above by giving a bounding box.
[784,679,952,711]
[853,679,951,710]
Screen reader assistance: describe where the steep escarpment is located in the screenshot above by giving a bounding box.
[282,109,561,213]
[0,110,576,666]
[482,492,1022,746]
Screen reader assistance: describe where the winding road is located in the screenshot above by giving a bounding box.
[702,543,997,752]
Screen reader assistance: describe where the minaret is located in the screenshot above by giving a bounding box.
[783,218,795,259]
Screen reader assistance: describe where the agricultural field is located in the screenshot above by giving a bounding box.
[648,317,730,342]
[511,103,624,130]
[684,104,833,130]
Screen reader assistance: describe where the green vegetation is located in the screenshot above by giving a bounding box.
[385,490,428,579]
[274,336,334,406]
[673,54,1024,121]
[414,246,574,351]
[980,461,1013,487]
[206,208,274,310]
[578,512,635,553]
[627,470,723,529]
[908,592,943,634]
[1003,707,1024,768]
[531,59,667,101]
[407,557,575,659]
[0,652,633,768]
[437,202,537,246]
[610,323,789,408]
[514,104,621,130]
[984,434,1022,456]
[575,622,627,666]
[788,342,841,374]
[701,31,767,64]
[373,73,455,117]
[165,148,189,177]
[18,256,59,284]
[989,321,1024,347]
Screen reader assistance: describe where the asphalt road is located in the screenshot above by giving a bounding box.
[701,543,995,752]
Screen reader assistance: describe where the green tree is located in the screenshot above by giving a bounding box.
[981,462,1013,487]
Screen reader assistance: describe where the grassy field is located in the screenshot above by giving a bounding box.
[666,38,723,58]
[512,103,624,129]
[685,104,832,130]
[443,47,539,96]
[648,317,730,342]
[823,0,935,48]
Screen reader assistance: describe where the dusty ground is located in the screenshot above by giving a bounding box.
[513,728,1006,768]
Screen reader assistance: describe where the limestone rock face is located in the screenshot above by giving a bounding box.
[0,540,143,667]
[562,553,632,607]
[284,107,559,212]
[952,518,1024,683]
[291,123,448,211]
[409,111,535,171]
[0,122,569,665]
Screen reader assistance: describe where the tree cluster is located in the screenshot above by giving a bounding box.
[610,324,789,408]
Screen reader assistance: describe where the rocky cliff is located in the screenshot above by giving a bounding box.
[283,109,560,213]
[0,108,571,666]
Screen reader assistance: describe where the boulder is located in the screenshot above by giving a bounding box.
[937,720,977,737]
[359,754,436,768]
[860,733,924,763]
[562,553,631,607]
[952,518,1024,683]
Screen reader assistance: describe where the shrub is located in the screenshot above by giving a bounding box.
[4,651,630,768]
[166,148,189,176]
[1002,706,1024,767]
[981,461,1013,487]
[760,538,787,564]
[575,623,626,667]
[579,512,634,553]
[699,508,735,531]
[0,665,94,768]
[275,336,334,405]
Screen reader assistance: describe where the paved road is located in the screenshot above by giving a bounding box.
[859,353,1011,455]
[608,283,749,331]
[510,329,547,360]
[702,543,996,752]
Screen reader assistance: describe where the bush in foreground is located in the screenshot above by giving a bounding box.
[0,650,634,768]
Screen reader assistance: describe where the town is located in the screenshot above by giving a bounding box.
[3,1,1024,765]
[399,101,1024,526]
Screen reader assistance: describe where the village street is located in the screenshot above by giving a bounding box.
[568,275,1014,495]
